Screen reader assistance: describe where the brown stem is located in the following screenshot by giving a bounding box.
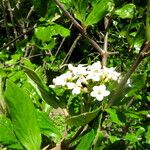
[54,0,105,61]
[109,41,150,107]
[54,0,83,32]
[7,0,17,38]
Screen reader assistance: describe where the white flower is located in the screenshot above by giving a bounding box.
[86,72,101,81]
[72,86,81,94]
[87,61,101,71]
[66,82,76,89]
[102,67,120,81]
[53,72,72,86]
[68,64,87,78]
[66,82,81,94]
[90,85,110,101]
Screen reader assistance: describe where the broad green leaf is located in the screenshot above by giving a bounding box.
[66,109,100,127]
[127,74,146,97]
[133,27,145,53]
[76,130,95,150]
[106,108,124,126]
[135,126,145,137]
[124,133,138,143]
[35,24,70,42]
[85,0,113,26]
[73,0,88,24]
[35,26,53,42]
[4,80,41,150]
[0,116,23,149]
[53,24,70,37]
[146,126,150,144]
[115,3,136,19]
[37,110,62,139]
[22,66,61,108]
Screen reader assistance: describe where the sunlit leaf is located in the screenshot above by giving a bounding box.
[146,126,150,144]
[66,109,100,127]
[4,80,41,150]
[85,0,113,26]
[115,3,136,19]
[124,133,138,143]
[37,110,62,139]
[76,130,95,150]
[106,108,124,126]
[0,116,23,149]
[35,24,70,42]
[73,0,88,24]
[22,66,62,108]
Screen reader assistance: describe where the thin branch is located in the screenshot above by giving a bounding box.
[1,0,10,39]
[54,23,73,57]
[7,0,17,38]
[109,41,150,107]
[54,0,83,32]
[26,6,34,20]
[0,25,36,50]
[60,34,81,66]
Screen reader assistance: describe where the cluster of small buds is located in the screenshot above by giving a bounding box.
[49,61,121,101]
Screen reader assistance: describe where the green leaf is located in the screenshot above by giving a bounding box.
[73,0,88,24]
[37,110,62,139]
[76,130,95,150]
[35,24,70,42]
[35,26,53,42]
[146,126,150,144]
[0,116,23,149]
[135,126,145,137]
[4,80,41,150]
[124,133,138,143]
[53,24,70,37]
[115,3,136,19]
[22,66,61,108]
[133,27,145,53]
[66,109,100,127]
[106,108,124,126]
[127,74,146,97]
[85,0,113,26]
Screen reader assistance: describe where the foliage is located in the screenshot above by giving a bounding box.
[0,0,150,149]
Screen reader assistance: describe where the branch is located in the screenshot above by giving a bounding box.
[0,25,36,51]
[60,34,81,66]
[7,0,17,38]
[109,41,150,107]
[54,0,105,58]
[1,0,10,40]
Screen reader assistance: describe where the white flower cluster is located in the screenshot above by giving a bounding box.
[49,61,121,101]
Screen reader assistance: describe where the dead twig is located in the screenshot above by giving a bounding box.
[0,25,36,51]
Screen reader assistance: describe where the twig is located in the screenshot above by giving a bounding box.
[26,6,34,28]
[60,34,81,66]
[109,41,150,107]
[1,0,10,40]
[26,6,34,20]
[54,23,73,57]
[0,25,36,50]
[7,0,17,38]
[54,0,83,32]
[54,0,106,64]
